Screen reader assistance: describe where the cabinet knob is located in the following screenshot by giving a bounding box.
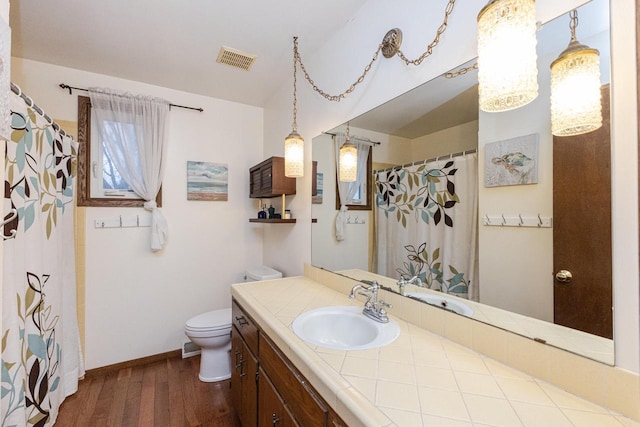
[235,315,248,326]
[272,414,280,425]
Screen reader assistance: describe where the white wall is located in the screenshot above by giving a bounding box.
[412,120,478,161]
[478,29,611,323]
[477,57,556,322]
[11,58,265,369]
[0,0,7,26]
[310,127,412,272]
[264,0,640,373]
[310,133,369,272]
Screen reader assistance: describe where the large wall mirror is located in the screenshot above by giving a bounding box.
[312,0,614,365]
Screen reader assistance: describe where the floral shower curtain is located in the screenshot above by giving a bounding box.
[375,152,479,300]
[1,90,83,426]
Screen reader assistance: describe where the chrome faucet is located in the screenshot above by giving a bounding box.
[349,280,392,323]
[397,275,423,295]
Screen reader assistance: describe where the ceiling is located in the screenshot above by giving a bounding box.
[10,0,609,136]
[346,59,479,139]
[9,0,368,107]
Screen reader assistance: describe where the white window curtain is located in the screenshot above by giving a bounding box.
[334,133,371,241]
[89,88,170,251]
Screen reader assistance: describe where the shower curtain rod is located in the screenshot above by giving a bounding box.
[376,148,477,173]
[58,84,204,112]
[11,82,71,138]
[322,131,381,145]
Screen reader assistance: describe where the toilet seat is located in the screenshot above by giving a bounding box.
[185,308,232,334]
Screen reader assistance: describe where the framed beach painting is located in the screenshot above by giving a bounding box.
[485,133,539,187]
[312,172,323,204]
[187,161,228,201]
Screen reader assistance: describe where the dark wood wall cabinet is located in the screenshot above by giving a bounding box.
[231,299,346,427]
[249,157,296,198]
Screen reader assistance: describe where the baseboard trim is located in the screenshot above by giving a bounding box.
[84,349,183,378]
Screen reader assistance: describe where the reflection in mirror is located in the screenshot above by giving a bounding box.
[311,0,614,365]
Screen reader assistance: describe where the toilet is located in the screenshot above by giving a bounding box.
[244,265,283,282]
[184,308,233,382]
[184,266,282,382]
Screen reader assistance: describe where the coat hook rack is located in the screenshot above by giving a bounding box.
[346,215,366,225]
[483,213,552,228]
[95,214,151,229]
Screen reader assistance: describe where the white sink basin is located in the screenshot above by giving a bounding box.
[292,306,400,350]
[406,292,474,317]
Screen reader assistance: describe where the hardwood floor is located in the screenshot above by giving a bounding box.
[55,355,240,427]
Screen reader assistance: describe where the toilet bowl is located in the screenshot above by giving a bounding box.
[186,266,281,382]
[184,308,232,382]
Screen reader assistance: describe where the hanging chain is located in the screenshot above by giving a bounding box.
[569,9,578,41]
[292,37,299,131]
[396,0,457,66]
[293,0,457,102]
[295,37,383,102]
[443,62,478,79]
[346,121,350,140]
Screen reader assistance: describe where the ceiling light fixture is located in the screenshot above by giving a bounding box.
[550,9,602,137]
[284,37,304,178]
[339,123,357,182]
[477,0,538,112]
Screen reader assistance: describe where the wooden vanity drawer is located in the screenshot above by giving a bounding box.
[259,334,328,427]
[232,300,258,355]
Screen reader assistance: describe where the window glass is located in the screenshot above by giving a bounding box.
[77,96,161,207]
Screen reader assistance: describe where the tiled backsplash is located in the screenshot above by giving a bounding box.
[305,264,640,421]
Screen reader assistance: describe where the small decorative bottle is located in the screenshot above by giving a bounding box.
[258,206,267,219]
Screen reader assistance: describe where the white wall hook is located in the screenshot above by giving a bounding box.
[483,213,552,228]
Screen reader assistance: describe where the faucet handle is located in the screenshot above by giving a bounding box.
[379,300,392,309]
[357,291,373,301]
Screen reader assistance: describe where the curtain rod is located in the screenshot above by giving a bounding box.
[59,84,204,112]
[376,148,477,173]
[11,82,71,138]
[322,131,381,145]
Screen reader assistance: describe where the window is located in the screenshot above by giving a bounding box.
[77,96,161,207]
[335,149,372,211]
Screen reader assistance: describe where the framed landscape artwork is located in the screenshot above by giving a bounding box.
[187,161,228,201]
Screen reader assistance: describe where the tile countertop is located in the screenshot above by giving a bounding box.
[231,276,639,427]
[336,268,614,365]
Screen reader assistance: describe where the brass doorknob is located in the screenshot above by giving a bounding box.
[555,270,573,283]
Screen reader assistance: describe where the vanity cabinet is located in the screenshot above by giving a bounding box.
[231,329,258,426]
[231,299,346,427]
[259,333,328,427]
[249,156,296,198]
[231,301,259,427]
[258,367,299,426]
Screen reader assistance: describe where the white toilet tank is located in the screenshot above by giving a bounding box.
[244,265,282,282]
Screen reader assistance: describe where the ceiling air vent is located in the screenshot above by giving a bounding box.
[216,46,256,71]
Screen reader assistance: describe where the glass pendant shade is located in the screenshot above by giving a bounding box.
[339,141,357,182]
[550,42,602,136]
[477,0,538,112]
[284,131,304,177]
